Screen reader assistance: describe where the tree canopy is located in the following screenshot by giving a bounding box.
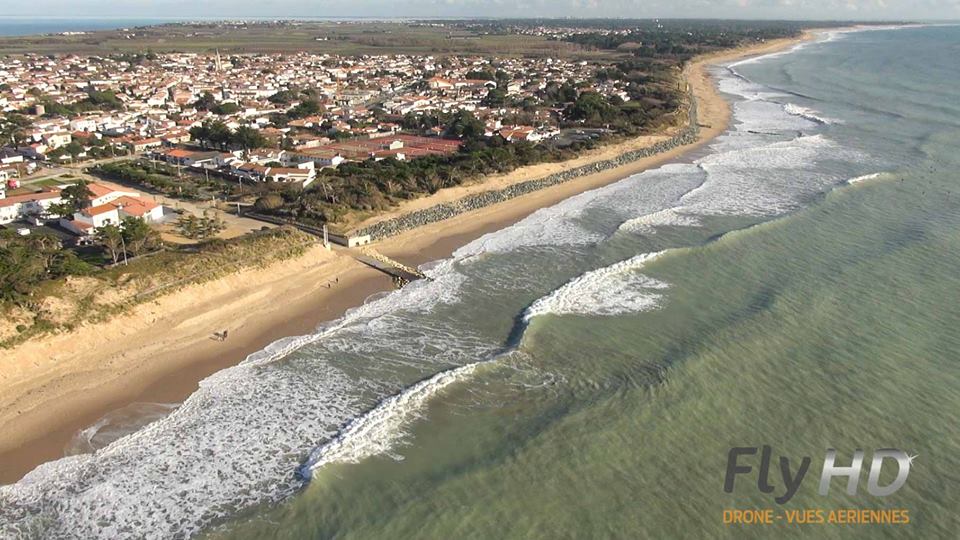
[0,230,92,303]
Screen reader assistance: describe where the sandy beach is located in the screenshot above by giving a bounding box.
[0,32,814,485]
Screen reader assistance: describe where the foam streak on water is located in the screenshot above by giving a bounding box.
[847,172,888,185]
[302,360,489,477]
[524,252,668,320]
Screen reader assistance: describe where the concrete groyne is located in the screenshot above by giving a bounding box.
[355,93,699,241]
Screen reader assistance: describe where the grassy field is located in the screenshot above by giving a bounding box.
[0,22,603,58]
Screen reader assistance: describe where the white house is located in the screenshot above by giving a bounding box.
[0,189,63,224]
[87,183,141,207]
[41,132,72,149]
[69,118,98,132]
[61,195,163,236]
[156,148,220,168]
[233,162,270,181]
[246,148,286,165]
[0,148,23,165]
[267,167,316,186]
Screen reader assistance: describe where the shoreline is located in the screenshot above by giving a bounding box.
[0,32,814,485]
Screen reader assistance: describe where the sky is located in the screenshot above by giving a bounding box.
[1,0,959,21]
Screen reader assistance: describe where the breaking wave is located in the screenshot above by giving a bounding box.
[618,208,702,234]
[302,252,678,477]
[847,172,889,185]
[302,360,488,477]
[784,103,837,125]
[524,251,669,321]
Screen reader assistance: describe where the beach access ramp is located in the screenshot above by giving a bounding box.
[353,248,427,286]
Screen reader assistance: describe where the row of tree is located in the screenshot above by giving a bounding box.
[30,89,124,118]
[92,162,204,199]
[193,92,241,115]
[254,131,596,225]
[188,120,268,153]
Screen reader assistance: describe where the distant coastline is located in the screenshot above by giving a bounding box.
[0,16,445,37]
[0,18,186,37]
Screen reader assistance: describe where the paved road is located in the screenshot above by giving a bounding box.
[16,167,72,185]
[64,152,146,169]
[14,152,146,184]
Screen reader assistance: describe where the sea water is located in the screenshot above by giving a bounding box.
[2,25,959,539]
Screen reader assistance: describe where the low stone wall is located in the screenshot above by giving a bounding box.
[355,94,699,241]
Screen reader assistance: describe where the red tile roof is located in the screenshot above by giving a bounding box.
[0,189,61,208]
[112,195,158,216]
[85,202,120,217]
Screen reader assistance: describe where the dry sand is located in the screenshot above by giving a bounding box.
[0,33,813,484]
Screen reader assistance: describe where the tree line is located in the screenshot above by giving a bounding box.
[254,124,599,225]
[188,120,268,153]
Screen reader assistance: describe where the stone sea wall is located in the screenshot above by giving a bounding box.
[355,94,699,241]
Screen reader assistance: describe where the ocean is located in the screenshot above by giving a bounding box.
[0,17,187,36]
[0,17,419,37]
[2,25,959,539]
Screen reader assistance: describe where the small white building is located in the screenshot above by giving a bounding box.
[61,195,163,235]
[87,183,141,208]
[267,167,316,187]
[0,190,63,224]
[41,132,72,149]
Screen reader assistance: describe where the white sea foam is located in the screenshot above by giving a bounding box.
[453,191,607,257]
[847,172,888,185]
[303,361,487,476]
[726,39,812,69]
[618,208,701,234]
[613,128,863,238]
[524,251,668,321]
[680,134,854,217]
[734,100,817,132]
[717,72,786,102]
[65,402,180,456]
[784,103,837,125]
[454,163,702,257]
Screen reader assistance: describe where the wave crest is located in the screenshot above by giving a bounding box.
[301,361,488,477]
[847,172,888,185]
[784,103,837,125]
[523,252,669,321]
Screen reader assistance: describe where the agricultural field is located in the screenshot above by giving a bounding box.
[0,21,596,58]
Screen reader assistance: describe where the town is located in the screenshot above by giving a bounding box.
[0,45,665,235]
[0,18,803,347]
[0,37,685,271]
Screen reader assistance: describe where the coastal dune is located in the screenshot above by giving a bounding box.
[0,32,814,484]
